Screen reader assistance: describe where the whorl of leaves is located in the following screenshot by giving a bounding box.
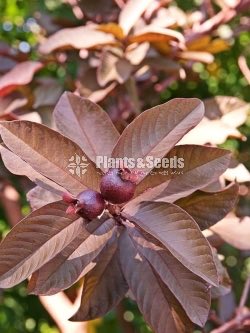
[0,92,238,333]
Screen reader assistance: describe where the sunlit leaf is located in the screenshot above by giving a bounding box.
[0,202,84,287]
[39,27,116,54]
[0,121,101,194]
[124,201,218,285]
[0,61,43,97]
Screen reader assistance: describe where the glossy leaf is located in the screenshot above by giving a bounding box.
[0,201,84,288]
[128,225,211,326]
[0,121,100,194]
[112,99,205,179]
[124,201,218,285]
[134,145,231,201]
[28,218,116,295]
[119,231,193,333]
[54,92,119,170]
[0,145,64,196]
[71,239,128,321]
[176,183,238,230]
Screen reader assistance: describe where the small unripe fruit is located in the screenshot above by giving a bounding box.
[100,168,136,204]
[76,190,105,220]
[63,190,105,220]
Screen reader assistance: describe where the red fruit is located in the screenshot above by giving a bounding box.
[100,168,136,204]
[63,190,105,220]
[76,190,105,220]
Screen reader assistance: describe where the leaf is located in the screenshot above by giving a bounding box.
[204,96,250,120]
[0,92,28,116]
[0,61,43,97]
[0,201,84,288]
[71,239,128,321]
[88,82,116,103]
[112,99,205,179]
[79,0,113,17]
[211,214,250,250]
[33,81,63,109]
[39,27,115,54]
[119,231,194,333]
[187,36,229,54]
[177,51,214,64]
[224,163,250,182]
[186,35,211,51]
[175,183,238,230]
[27,186,61,210]
[134,145,231,201]
[18,111,42,123]
[28,218,116,295]
[123,201,218,286]
[76,68,116,103]
[142,56,180,72]
[127,225,211,326]
[125,42,149,65]
[0,121,101,194]
[98,23,124,40]
[0,145,65,196]
[204,39,230,54]
[97,51,132,86]
[54,92,119,170]
[180,96,249,145]
[118,0,154,35]
[211,249,231,298]
[128,26,185,44]
[179,118,245,145]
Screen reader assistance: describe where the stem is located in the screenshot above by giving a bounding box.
[210,312,250,333]
[239,276,250,308]
[211,277,250,333]
[125,77,141,115]
[238,55,250,85]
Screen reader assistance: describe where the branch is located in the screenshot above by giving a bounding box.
[210,311,250,333]
[0,179,23,227]
[238,55,250,85]
[211,277,250,333]
[39,290,87,333]
[125,77,141,115]
[239,276,250,308]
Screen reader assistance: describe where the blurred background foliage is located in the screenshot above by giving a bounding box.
[0,0,249,332]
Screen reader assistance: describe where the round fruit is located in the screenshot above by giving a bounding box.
[100,168,136,204]
[76,190,105,220]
